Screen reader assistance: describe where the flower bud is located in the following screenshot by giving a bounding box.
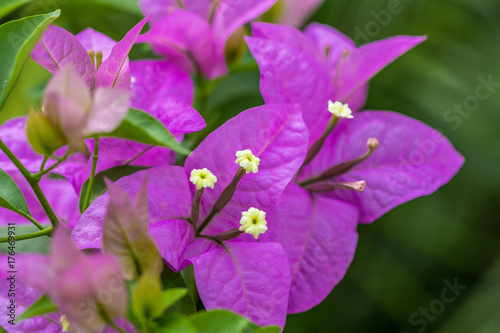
[215,228,244,241]
[26,107,66,156]
[367,138,380,151]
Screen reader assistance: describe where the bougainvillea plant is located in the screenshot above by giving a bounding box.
[0,1,463,332]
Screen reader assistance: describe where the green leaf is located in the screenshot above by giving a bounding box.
[0,168,31,217]
[162,288,188,311]
[132,274,165,324]
[189,310,261,333]
[0,10,60,109]
[156,314,196,333]
[17,294,57,322]
[100,108,190,155]
[160,265,196,315]
[0,0,32,19]
[79,165,148,213]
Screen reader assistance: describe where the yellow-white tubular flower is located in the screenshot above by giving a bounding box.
[60,315,71,332]
[235,149,260,174]
[239,207,268,239]
[328,100,353,119]
[190,168,218,190]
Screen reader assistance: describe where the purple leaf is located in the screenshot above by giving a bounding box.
[184,103,308,235]
[300,111,465,222]
[130,60,205,135]
[148,98,206,136]
[130,60,194,109]
[0,117,47,173]
[149,219,193,271]
[336,35,426,102]
[31,25,97,89]
[212,0,276,45]
[72,166,193,249]
[138,9,222,78]
[96,16,150,88]
[246,36,333,147]
[191,242,291,328]
[251,22,322,63]
[265,184,359,313]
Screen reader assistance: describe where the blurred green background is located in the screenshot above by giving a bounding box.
[1,0,500,332]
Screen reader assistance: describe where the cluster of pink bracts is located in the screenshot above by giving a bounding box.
[0,0,463,332]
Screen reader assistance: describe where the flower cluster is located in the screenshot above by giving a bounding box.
[0,1,464,332]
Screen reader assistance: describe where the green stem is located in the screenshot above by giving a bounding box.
[39,156,49,173]
[32,150,70,181]
[0,227,52,242]
[82,138,99,212]
[0,138,59,227]
[19,211,45,230]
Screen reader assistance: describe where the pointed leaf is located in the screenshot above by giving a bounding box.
[96,16,149,88]
[191,242,290,328]
[337,36,426,102]
[103,180,163,280]
[30,24,97,90]
[101,108,190,155]
[0,168,31,217]
[0,10,60,109]
[162,288,188,311]
[17,294,57,322]
[132,274,165,324]
[160,265,197,315]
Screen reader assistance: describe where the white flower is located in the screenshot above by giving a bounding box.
[189,168,217,190]
[239,207,268,239]
[235,149,260,174]
[328,100,353,119]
